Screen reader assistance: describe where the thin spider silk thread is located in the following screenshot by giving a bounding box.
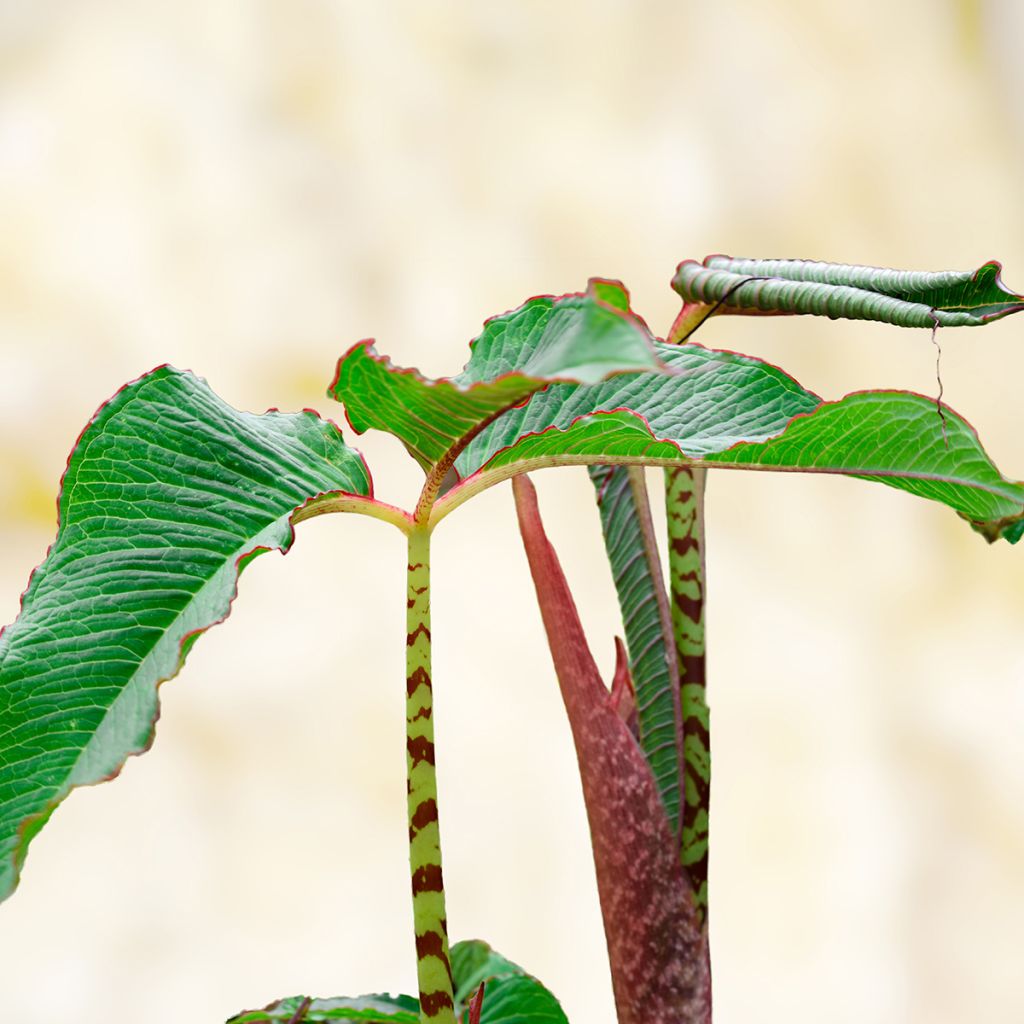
[678,276,770,342]
[683,277,952,452]
[930,316,949,450]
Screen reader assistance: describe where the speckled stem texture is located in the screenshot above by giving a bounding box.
[515,475,710,1024]
[665,467,711,924]
[405,527,455,1024]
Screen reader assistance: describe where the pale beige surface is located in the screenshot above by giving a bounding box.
[1,3,1023,1022]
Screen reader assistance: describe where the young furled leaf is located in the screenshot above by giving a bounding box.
[589,465,681,833]
[672,255,1024,328]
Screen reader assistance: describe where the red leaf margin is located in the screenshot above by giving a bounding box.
[0,365,375,901]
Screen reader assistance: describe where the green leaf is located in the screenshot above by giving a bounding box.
[449,342,1024,543]
[451,940,569,1024]
[663,466,710,922]
[455,343,818,472]
[227,942,568,1024]
[329,281,665,472]
[460,976,568,1024]
[588,466,681,837]
[0,366,371,902]
[451,940,524,1007]
[703,390,1024,536]
[672,256,1024,327]
[227,994,420,1023]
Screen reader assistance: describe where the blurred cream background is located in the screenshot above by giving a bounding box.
[1,2,1023,1022]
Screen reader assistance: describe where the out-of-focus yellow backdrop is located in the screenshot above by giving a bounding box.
[1,3,1023,1022]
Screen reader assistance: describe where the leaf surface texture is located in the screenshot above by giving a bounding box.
[0,367,370,901]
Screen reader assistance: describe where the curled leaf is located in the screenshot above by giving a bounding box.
[672,255,1024,327]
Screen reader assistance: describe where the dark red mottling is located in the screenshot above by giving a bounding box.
[407,666,431,697]
[468,982,486,1024]
[411,798,439,831]
[407,623,432,646]
[514,475,711,1024]
[415,927,455,993]
[419,989,455,1017]
[679,654,705,686]
[674,590,703,623]
[407,735,435,768]
[412,863,445,894]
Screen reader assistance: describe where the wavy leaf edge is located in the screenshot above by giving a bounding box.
[0,364,374,897]
[328,280,670,442]
[227,991,420,1023]
[434,366,1023,543]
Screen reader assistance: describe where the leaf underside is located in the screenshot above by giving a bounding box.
[672,255,1024,327]
[452,341,1024,542]
[0,367,370,902]
[588,465,681,836]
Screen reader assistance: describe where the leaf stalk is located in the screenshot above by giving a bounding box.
[293,493,413,534]
[405,525,456,1024]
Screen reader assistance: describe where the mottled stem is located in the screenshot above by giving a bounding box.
[515,475,711,1023]
[406,526,455,1024]
[665,466,710,923]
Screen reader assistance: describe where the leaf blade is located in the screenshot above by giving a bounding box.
[329,283,665,471]
[0,366,371,902]
[227,994,421,1023]
[446,342,1024,542]
[450,940,569,1024]
[672,256,1024,327]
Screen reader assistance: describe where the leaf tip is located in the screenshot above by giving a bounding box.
[588,277,631,312]
[969,512,1024,544]
[467,981,485,1024]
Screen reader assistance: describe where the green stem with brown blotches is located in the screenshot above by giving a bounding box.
[665,466,710,922]
[405,525,456,1024]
